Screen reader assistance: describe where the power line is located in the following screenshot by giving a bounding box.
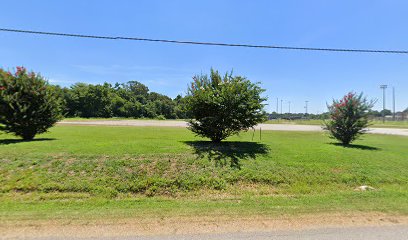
[1,27,408,54]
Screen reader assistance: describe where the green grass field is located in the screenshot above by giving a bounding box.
[0,126,407,221]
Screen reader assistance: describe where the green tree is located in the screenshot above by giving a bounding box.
[125,81,149,96]
[68,83,114,118]
[367,110,381,118]
[112,95,142,118]
[148,92,176,119]
[143,101,158,118]
[185,69,267,142]
[65,83,89,117]
[325,92,374,145]
[380,109,392,116]
[174,95,189,119]
[0,67,63,140]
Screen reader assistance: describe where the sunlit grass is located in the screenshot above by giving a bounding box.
[0,125,407,220]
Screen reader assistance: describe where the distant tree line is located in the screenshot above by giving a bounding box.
[268,112,330,120]
[268,108,408,121]
[367,109,408,121]
[50,81,408,121]
[54,81,188,119]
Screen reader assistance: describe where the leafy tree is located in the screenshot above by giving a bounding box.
[64,83,89,117]
[367,110,381,117]
[174,95,189,119]
[380,109,392,116]
[325,92,374,145]
[143,101,158,118]
[117,81,149,105]
[0,67,63,140]
[35,79,188,119]
[185,69,267,142]
[125,81,149,96]
[84,83,114,118]
[112,95,142,118]
[68,83,114,118]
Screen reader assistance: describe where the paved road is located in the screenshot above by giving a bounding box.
[59,120,408,136]
[14,225,408,240]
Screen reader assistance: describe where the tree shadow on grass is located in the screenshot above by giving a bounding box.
[328,142,380,151]
[183,141,270,169]
[0,138,56,145]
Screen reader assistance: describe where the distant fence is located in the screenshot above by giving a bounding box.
[370,115,407,121]
[268,114,408,122]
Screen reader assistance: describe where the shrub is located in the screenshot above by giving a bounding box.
[156,114,166,120]
[0,67,63,140]
[325,92,374,145]
[185,69,267,142]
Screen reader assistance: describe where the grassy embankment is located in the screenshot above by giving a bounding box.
[0,125,407,221]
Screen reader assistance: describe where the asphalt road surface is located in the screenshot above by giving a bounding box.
[12,225,408,240]
[59,120,408,136]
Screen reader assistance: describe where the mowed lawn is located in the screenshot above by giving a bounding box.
[0,125,407,221]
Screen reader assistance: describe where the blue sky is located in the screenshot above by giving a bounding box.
[1,0,407,113]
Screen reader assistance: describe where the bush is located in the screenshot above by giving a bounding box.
[156,115,166,120]
[325,92,374,145]
[185,69,267,142]
[0,67,63,140]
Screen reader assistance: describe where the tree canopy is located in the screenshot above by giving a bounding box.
[325,92,374,145]
[0,67,63,140]
[185,69,267,142]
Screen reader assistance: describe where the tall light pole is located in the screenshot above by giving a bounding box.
[392,87,396,121]
[276,98,279,113]
[380,85,387,123]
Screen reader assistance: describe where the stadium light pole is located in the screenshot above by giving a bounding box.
[380,85,387,123]
[392,87,396,121]
[304,101,309,120]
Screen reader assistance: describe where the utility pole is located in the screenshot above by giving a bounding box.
[304,101,309,120]
[392,87,396,121]
[380,85,387,123]
[276,98,279,113]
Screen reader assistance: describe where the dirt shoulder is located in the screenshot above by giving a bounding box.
[2,212,407,239]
